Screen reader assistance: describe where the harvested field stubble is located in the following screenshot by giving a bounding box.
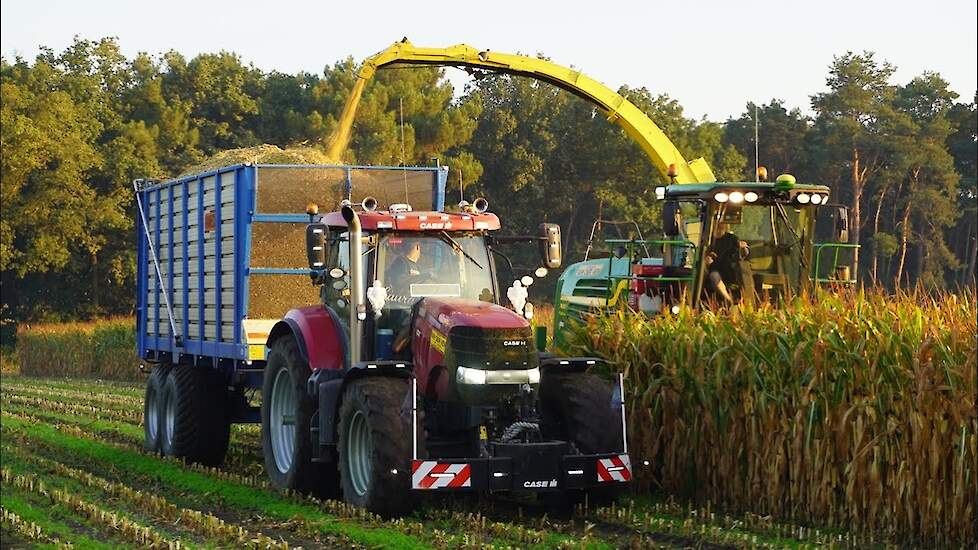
[1,376,872,549]
[572,289,977,547]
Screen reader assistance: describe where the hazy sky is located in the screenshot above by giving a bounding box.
[2,0,975,121]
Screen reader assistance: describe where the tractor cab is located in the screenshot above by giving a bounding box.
[308,199,559,367]
[554,175,856,348]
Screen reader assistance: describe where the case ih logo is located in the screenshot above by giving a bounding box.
[502,340,525,346]
[523,479,558,488]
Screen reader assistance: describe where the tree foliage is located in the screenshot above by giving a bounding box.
[1,38,974,321]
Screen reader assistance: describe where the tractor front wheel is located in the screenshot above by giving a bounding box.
[540,370,625,508]
[337,377,413,516]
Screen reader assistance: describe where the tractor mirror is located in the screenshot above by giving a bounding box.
[539,223,562,269]
[662,201,680,236]
[306,223,327,270]
[835,206,850,243]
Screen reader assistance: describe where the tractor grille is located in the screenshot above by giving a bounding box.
[447,326,535,369]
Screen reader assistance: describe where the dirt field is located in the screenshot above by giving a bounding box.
[1,375,872,549]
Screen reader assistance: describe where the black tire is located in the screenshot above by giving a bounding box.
[160,365,230,466]
[143,365,170,453]
[540,371,623,454]
[540,371,625,508]
[337,377,414,516]
[261,337,340,498]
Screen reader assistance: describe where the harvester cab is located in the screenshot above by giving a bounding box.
[289,197,630,514]
[553,174,857,349]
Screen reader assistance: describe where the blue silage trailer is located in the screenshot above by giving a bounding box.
[135,163,446,461]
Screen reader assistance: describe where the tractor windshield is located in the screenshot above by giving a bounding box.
[377,232,496,308]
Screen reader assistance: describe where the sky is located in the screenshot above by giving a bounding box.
[2,0,975,121]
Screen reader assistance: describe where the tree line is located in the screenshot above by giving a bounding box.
[1,38,975,321]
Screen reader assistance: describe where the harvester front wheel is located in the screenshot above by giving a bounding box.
[160,365,230,466]
[143,365,171,453]
[261,337,339,497]
[337,377,413,516]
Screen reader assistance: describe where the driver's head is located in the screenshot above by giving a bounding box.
[405,242,422,262]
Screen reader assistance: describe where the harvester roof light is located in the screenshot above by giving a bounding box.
[796,193,811,204]
[377,221,394,229]
[492,472,507,478]
[586,360,596,365]
[389,203,413,213]
[744,191,759,203]
[729,191,745,204]
[714,192,729,203]
[811,194,823,205]
[559,360,570,365]
[567,469,584,475]
[654,186,666,200]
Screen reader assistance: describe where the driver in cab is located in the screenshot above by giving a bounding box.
[705,222,749,304]
[385,240,425,300]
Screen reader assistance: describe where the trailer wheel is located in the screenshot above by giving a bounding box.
[143,365,171,453]
[540,371,624,506]
[337,377,413,516]
[161,365,230,466]
[261,337,340,497]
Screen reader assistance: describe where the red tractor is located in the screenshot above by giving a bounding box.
[262,199,631,514]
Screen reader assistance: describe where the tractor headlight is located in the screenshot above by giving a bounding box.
[729,191,744,204]
[456,366,541,385]
[796,193,811,204]
[456,366,487,385]
[744,191,759,203]
[714,192,729,203]
[811,194,823,205]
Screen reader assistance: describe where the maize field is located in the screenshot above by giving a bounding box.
[569,289,977,547]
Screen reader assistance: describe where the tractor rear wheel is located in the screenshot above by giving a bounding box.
[540,370,624,508]
[261,337,340,497]
[160,365,230,466]
[143,365,171,453]
[337,377,413,516]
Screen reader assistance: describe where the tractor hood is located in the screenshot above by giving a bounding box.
[413,298,536,404]
[418,298,530,333]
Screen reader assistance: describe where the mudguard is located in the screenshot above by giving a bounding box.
[266,306,347,371]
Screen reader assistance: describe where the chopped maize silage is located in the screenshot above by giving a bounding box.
[179,145,340,176]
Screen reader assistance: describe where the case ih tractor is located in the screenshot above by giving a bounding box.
[136,164,628,516]
[266,199,630,513]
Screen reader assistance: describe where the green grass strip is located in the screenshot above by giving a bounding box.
[3,415,431,550]
[1,488,119,550]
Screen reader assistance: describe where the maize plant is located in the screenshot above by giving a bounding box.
[572,289,976,547]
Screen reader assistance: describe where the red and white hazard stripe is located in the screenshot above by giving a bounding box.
[596,454,632,483]
[411,460,472,489]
